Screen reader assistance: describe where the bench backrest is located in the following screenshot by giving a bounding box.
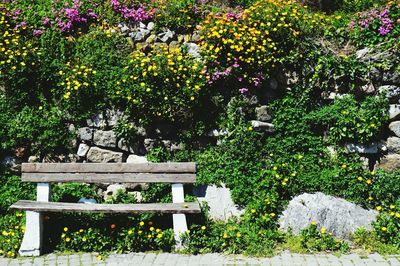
[21,163,196,184]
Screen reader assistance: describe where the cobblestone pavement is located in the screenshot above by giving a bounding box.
[1,252,400,265]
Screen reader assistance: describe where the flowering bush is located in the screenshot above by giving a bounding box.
[113,46,207,123]
[349,1,400,46]
[199,0,328,95]
[110,0,153,23]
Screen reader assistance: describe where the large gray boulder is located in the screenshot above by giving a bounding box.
[193,184,244,221]
[279,192,378,239]
[86,147,123,163]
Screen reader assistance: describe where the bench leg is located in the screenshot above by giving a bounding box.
[19,211,43,256]
[19,183,49,256]
[171,184,188,247]
[173,213,188,246]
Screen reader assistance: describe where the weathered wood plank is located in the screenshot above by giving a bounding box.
[10,200,201,214]
[22,173,196,183]
[22,163,196,173]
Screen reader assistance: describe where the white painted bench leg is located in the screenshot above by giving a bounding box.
[171,184,188,247]
[19,183,50,257]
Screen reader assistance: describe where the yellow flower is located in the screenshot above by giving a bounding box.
[128,230,133,235]
[201,226,206,230]
[248,126,253,131]
[251,209,256,213]
[97,255,102,261]
[157,234,163,238]
[376,206,382,211]
[311,221,317,225]
[236,232,242,238]
[64,227,68,232]
[381,227,387,232]
[66,237,71,242]
[150,227,155,231]
[270,213,276,217]
[357,176,363,181]
[390,205,395,209]
[139,221,144,226]
[341,164,347,169]
[156,229,161,233]
[366,179,372,185]
[223,233,228,239]
[320,227,326,234]
[82,237,87,242]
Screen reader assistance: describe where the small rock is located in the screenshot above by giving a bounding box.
[389,121,400,137]
[121,25,130,33]
[77,143,90,157]
[1,156,21,172]
[376,154,400,172]
[78,198,97,204]
[383,72,400,85]
[250,120,275,133]
[77,127,93,142]
[117,139,139,154]
[360,83,375,94]
[105,109,126,127]
[129,191,143,202]
[68,154,80,163]
[87,113,107,129]
[28,156,39,163]
[147,22,155,31]
[170,142,184,152]
[207,129,228,137]
[193,184,245,222]
[104,184,126,201]
[345,143,378,154]
[126,155,148,164]
[255,105,273,122]
[186,43,200,58]
[356,48,371,59]
[161,140,171,150]
[279,192,378,239]
[158,29,175,43]
[378,85,400,102]
[93,130,117,148]
[389,104,400,120]
[144,138,158,151]
[387,137,400,154]
[87,147,123,163]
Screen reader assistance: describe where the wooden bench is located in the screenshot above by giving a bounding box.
[10,162,200,256]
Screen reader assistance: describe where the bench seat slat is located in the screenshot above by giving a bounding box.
[10,200,201,214]
[22,173,196,183]
[22,163,196,173]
